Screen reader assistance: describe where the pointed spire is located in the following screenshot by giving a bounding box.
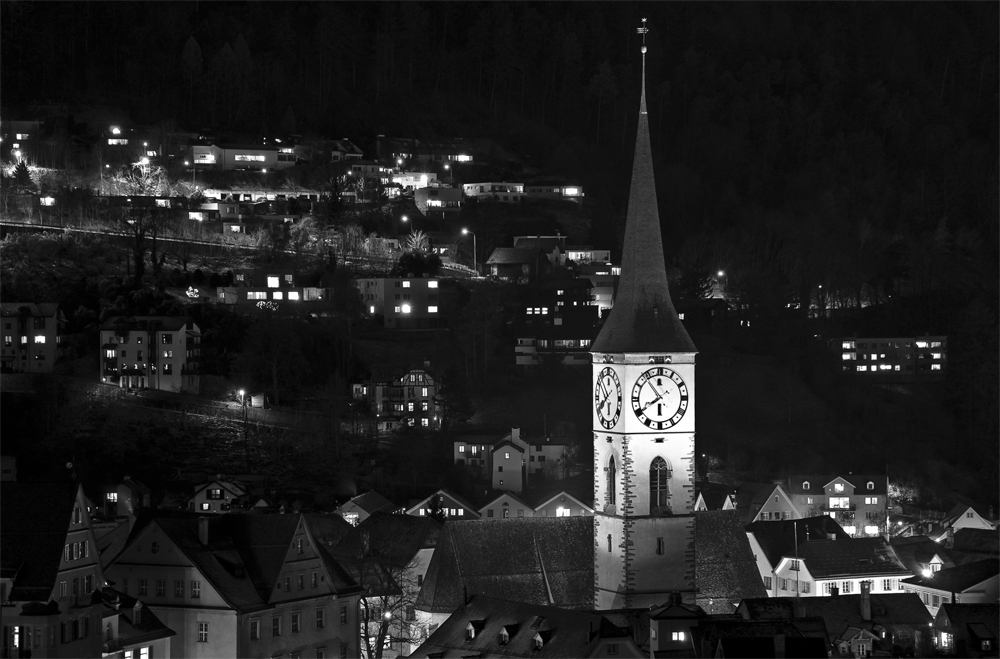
[591,23,695,355]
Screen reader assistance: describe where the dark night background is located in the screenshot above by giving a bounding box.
[1,2,997,504]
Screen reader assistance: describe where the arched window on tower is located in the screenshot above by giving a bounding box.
[650,457,672,515]
[607,456,617,508]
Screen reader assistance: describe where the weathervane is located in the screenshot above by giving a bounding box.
[637,17,648,52]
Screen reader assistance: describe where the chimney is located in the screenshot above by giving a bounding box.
[198,517,210,546]
[511,428,520,442]
[132,602,142,625]
[860,580,871,621]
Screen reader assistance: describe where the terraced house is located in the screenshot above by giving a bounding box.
[104,514,363,658]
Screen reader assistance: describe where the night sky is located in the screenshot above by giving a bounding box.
[2,2,997,502]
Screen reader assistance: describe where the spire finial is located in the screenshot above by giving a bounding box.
[637,19,649,114]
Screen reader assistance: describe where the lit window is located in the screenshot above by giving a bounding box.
[108,138,129,145]
[857,365,868,371]
[505,452,510,459]
[459,445,465,453]
[864,525,879,535]
[672,631,685,641]
[401,304,411,314]
[930,364,942,370]
[402,281,411,288]
[267,276,279,288]
[273,291,283,300]
[235,154,266,162]
[428,306,438,313]
[421,418,429,427]
[428,281,438,288]
[288,291,299,300]
[834,483,845,493]
[34,335,45,344]
[248,291,266,300]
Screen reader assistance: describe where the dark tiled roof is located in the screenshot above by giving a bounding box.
[339,490,397,515]
[303,512,355,548]
[696,510,768,614]
[938,603,999,640]
[798,537,910,578]
[590,62,694,355]
[953,528,999,554]
[416,517,594,613]
[741,592,931,642]
[333,512,441,567]
[746,516,850,568]
[890,535,956,574]
[1,482,80,602]
[696,481,736,511]
[101,588,176,648]
[412,595,616,658]
[97,521,133,568]
[901,558,999,591]
[786,474,887,495]
[486,247,542,265]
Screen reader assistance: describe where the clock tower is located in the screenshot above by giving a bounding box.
[591,26,698,610]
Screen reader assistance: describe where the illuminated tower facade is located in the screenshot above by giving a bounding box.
[591,26,698,610]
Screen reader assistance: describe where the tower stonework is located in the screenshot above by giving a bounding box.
[591,34,698,610]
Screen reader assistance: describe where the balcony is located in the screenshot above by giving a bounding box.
[822,503,857,512]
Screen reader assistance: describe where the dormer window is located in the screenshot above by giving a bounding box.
[534,632,544,650]
[867,481,875,490]
[802,481,810,490]
[499,629,509,645]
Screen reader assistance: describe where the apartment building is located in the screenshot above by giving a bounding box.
[99,316,202,393]
[355,277,441,329]
[1,302,64,374]
[837,336,947,381]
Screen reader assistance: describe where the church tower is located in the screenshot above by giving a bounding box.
[591,23,698,610]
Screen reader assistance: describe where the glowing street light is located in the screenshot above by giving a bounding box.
[462,228,477,274]
[401,214,410,234]
[111,126,121,135]
[238,390,250,470]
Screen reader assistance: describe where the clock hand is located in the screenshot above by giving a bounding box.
[640,382,669,413]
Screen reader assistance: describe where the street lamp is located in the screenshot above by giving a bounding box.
[461,228,476,274]
[184,160,197,187]
[444,164,452,184]
[401,215,410,234]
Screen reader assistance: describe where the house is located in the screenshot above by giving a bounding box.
[531,490,594,520]
[491,441,525,492]
[376,136,474,167]
[100,588,176,659]
[751,474,890,538]
[462,181,525,203]
[392,171,438,190]
[486,247,550,283]
[410,594,643,658]
[1,119,44,165]
[104,513,364,658]
[335,491,399,527]
[217,268,329,313]
[514,279,600,369]
[413,186,462,219]
[1,482,108,658]
[92,475,152,519]
[478,492,534,520]
[901,558,1000,617]
[328,138,364,162]
[1,302,65,373]
[357,367,440,431]
[510,236,610,266]
[185,479,247,514]
[736,588,934,658]
[891,535,958,579]
[99,316,202,394]
[836,335,947,381]
[523,180,585,204]
[355,277,442,329]
[185,142,292,172]
[929,503,998,545]
[406,490,480,521]
[578,262,620,316]
[330,512,441,658]
[933,603,999,657]
[453,428,577,490]
[745,516,912,597]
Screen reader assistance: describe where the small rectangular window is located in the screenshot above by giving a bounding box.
[656,537,665,555]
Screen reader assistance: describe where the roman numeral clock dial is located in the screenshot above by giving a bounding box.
[631,367,689,430]
[595,367,622,429]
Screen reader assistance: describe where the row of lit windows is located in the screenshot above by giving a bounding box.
[855,364,942,372]
[105,333,176,344]
[418,507,465,517]
[394,280,439,289]
[392,305,437,314]
[843,352,943,361]
[842,340,943,350]
[106,349,175,359]
[247,291,301,300]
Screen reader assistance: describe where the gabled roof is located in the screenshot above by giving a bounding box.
[412,594,619,658]
[695,481,737,511]
[529,490,593,514]
[901,558,999,592]
[189,480,246,501]
[739,593,932,644]
[0,481,81,602]
[97,520,133,568]
[478,491,533,514]
[890,535,956,574]
[150,513,361,613]
[696,510,768,613]
[492,440,524,454]
[333,512,441,568]
[796,537,910,579]
[303,513,355,548]
[785,474,887,496]
[746,516,850,569]
[694,617,830,659]
[406,489,481,518]
[590,45,694,356]
[337,490,397,516]
[486,247,543,266]
[937,603,999,640]
[941,502,995,528]
[416,517,594,613]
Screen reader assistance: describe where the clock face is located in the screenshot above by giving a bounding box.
[631,367,689,430]
[594,367,622,429]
